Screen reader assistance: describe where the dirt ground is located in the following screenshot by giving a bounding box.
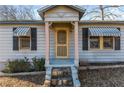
[1,68,124,87]
[0,74,45,87]
[79,68,124,87]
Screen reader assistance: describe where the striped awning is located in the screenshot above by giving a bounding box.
[89,27,121,36]
[13,27,31,36]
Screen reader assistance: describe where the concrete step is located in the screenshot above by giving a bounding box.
[71,66,81,87]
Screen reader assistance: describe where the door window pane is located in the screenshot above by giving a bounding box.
[57,30,66,44]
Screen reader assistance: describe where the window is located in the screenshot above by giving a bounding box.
[83,27,120,51]
[13,27,37,51]
[103,37,113,49]
[90,36,100,49]
[89,36,114,50]
[19,36,30,50]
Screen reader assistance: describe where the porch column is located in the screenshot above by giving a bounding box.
[74,21,79,67]
[45,21,50,66]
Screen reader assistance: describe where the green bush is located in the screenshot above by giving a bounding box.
[32,57,45,71]
[2,57,32,73]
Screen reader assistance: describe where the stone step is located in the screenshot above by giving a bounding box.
[51,79,73,87]
[42,80,51,87]
[52,77,72,80]
[43,66,80,87]
[52,71,71,78]
[43,67,52,86]
[50,67,73,87]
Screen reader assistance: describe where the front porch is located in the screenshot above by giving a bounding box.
[49,58,74,65]
[45,22,79,67]
[38,5,84,87]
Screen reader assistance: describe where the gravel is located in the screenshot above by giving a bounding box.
[0,74,45,87]
[79,68,124,87]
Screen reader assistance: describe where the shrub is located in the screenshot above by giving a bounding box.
[2,57,32,73]
[32,57,45,71]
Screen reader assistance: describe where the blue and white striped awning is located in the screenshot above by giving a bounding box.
[13,27,31,36]
[89,27,121,36]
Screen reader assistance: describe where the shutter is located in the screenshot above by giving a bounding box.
[115,28,120,50]
[13,28,19,50]
[115,37,120,50]
[31,28,37,50]
[82,28,88,50]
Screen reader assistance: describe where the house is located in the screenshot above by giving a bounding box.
[0,5,123,86]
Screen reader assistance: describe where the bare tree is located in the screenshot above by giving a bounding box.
[0,5,35,20]
[17,6,35,20]
[83,5,124,20]
[0,6,16,20]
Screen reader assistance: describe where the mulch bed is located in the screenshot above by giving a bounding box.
[0,74,45,87]
[79,68,124,87]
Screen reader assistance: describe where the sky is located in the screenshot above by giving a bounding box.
[3,5,124,20]
[25,5,124,20]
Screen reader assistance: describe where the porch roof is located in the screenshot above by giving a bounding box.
[89,27,121,36]
[0,20,44,25]
[13,27,31,36]
[0,20,124,25]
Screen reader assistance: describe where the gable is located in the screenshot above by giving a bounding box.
[38,5,85,21]
[44,6,79,21]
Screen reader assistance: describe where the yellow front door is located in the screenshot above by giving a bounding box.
[56,29,69,58]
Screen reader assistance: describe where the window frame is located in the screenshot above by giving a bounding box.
[89,36,115,50]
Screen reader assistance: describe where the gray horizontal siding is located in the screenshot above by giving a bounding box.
[1,24,124,63]
[50,31,55,58]
[0,25,45,61]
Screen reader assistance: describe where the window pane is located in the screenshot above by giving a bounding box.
[90,36,100,49]
[20,37,30,49]
[103,37,113,49]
